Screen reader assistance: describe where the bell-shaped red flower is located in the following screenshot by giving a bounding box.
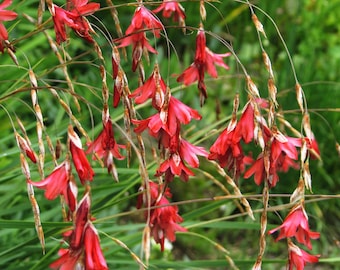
[268,204,320,250]
[116,5,163,71]
[84,223,108,270]
[137,182,186,251]
[177,27,230,104]
[86,116,125,179]
[288,241,320,270]
[50,0,100,44]
[153,0,186,26]
[68,125,94,185]
[29,160,71,200]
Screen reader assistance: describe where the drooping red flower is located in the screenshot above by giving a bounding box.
[244,129,302,187]
[177,27,230,104]
[137,182,187,251]
[132,95,201,138]
[84,223,108,270]
[51,193,108,269]
[156,152,195,182]
[116,5,163,71]
[0,0,17,53]
[288,241,320,270]
[129,64,167,109]
[68,125,94,185]
[49,248,81,270]
[86,115,125,179]
[153,0,186,25]
[50,0,100,44]
[268,204,320,250]
[208,119,251,178]
[29,160,71,200]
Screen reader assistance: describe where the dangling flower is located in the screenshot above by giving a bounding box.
[68,125,94,185]
[137,182,186,251]
[287,241,320,270]
[129,63,167,109]
[29,160,71,200]
[0,0,17,53]
[208,119,251,178]
[84,223,108,270]
[153,0,186,27]
[268,204,320,250]
[116,5,163,71]
[132,95,201,138]
[177,27,230,104]
[50,0,100,44]
[86,116,125,180]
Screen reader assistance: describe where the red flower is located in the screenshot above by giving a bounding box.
[86,116,125,179]
[70,193,91,249]
[268,204,320,250]
[208,120,251,178]
[232,102,255,144]
[179,139,208,168]
[156,153,195,182]
[153,0,186,25]
[84,223,108,270]
[50,0,100,44]
[49,248,81,270]
[29,161,70,200]
[288,242,320,270]
[129,64,167,109]
[137,182,186,251]
[0,0,17,52]
[177,27,230,104]
[132,95,201,138]
[116,5,163,71]
[68,126,94,185]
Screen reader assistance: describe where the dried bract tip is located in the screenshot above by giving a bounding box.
[290,178,305,204]
[295,83,304,113]
[303,161,312,191]
[262,51,273,77]
[336,142,340,157]
[252,14,267,38]
[246,76,260,97]
[268,78,278,107]
[29,69,38,89]
[303,113,312,139]
[200,0,206,21]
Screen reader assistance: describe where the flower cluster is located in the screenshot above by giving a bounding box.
[137,181,186,251]
[28,123,122,267]
[50,193,108,270]
[131,64,207,182]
